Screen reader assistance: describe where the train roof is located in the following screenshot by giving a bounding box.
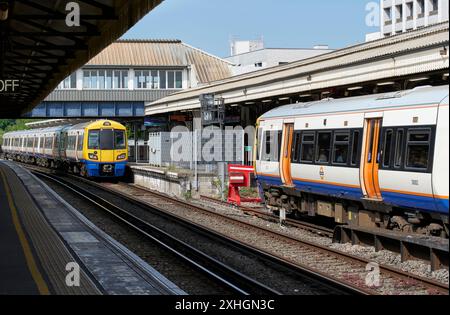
[259,85,449,120]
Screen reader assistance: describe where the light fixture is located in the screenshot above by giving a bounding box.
[347,86,363,91]
[409,77,429,82]
[299,94,312,98]
[0,1,8,21]
[262,99,272,103]
[443,73,449,79]
[278,97,290,101]
[322,91,331,94]
[230,104,239,107]
[245,101,255,105]
[377,81,395,86]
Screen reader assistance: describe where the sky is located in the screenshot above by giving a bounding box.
[122,0,378,58]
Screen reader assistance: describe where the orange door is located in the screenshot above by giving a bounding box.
[280,123,294,187]
[362,118,382,200]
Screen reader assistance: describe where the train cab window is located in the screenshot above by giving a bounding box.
[261,131,282,162]
[88,130,100,150]
[382,129,394,167]
[332,132,350,165]
[300,133,315,163]
[351,131,361,166]
[114,130,126,150]
[256,128,262,161]
[405,129,431,171]
[100,129,114,150]
[315,132,332,164]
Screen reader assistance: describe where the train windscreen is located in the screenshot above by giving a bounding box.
[88,129,126,150]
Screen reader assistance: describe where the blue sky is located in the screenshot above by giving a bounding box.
[122,0,378,57]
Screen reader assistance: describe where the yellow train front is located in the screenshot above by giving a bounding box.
[70,120,128,178]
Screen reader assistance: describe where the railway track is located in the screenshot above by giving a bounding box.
[22,164,449,295]
[31,169,367,295]
[199,195,335,238]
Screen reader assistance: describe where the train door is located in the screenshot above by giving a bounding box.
[361,118,383,200]
[280,123,294,187]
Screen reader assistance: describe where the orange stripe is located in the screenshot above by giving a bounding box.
[259,103,441,122]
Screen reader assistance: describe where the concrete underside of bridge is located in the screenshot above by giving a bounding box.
[0,0,163,118]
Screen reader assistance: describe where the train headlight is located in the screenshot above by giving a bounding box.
[117,153,126,160]
[88,153,98,160]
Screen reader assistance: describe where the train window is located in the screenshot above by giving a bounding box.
[291,132,301,163]
[88,130,100,150]
[316,132,332,164]
[261,131,281,162]
[114,130,126,150]
[332,132,350,165]
[44,137,52,149]
[256,128,262,160]
[405,129,431,170]
[382,130,394,167]
[300,132,315,163]
[351,131,360,166]
[394,129,404,168]
[77,135,84,151]
[100,129,114,150]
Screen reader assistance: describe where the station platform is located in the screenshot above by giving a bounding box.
[0,160,185,295]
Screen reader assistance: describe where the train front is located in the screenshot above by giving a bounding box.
[84,120,128,177]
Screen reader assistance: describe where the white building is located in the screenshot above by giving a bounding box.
[226,42,334,76]
[381,0,449,36]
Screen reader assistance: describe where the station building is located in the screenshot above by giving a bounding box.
[381,0,449,37]
[226,38,334,75]
[25,39,234,162]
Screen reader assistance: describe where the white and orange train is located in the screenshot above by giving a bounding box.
[255,85,449,237]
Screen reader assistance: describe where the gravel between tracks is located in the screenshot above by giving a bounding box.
[105,182,448,295]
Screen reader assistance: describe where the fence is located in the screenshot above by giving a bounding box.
[147,128,247,172]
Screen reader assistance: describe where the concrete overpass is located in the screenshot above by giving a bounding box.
[0,0,163,117]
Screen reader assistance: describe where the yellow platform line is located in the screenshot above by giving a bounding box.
[0,167,50,295]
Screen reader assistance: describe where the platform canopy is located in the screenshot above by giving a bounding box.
[0,0,163,117]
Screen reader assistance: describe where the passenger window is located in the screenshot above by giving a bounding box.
[394,129,404,168]
[333,132,350,165]
[405,129,431,170]
[382,130,394,167]
[316,132,332,164]
[300,133,315,163]
[291,132,301,163]
[351,131,361,166]
[77,135,84,151]
[256,128,262,160]
[261,131,281,162]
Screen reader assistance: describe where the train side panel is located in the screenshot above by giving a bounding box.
[378,106,438,213]
[433,97,449,214]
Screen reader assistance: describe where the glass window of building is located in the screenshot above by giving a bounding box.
[168,71,175,89]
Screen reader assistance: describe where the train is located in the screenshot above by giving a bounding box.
[254,85,449,238]
[1,120,128,178]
